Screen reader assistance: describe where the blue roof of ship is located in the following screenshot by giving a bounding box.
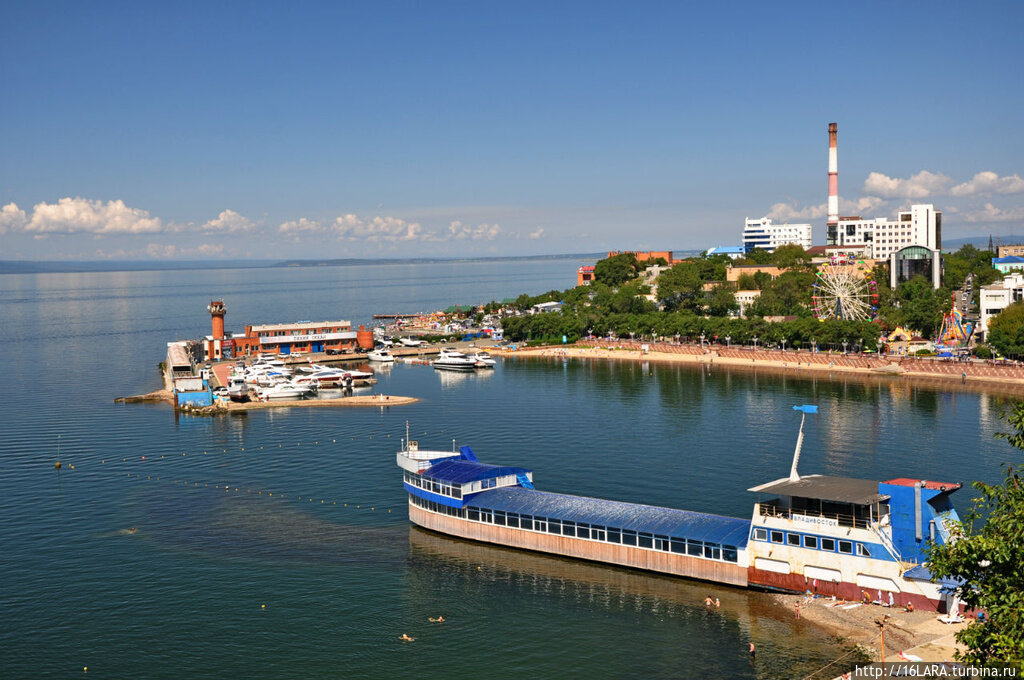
[469,487,750,547]
[421,459,531,485]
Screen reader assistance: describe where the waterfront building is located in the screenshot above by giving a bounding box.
[201,300,369,360]
[577,265,595,286]
[992,256,1024,274]
[889,246,942,289]
[742,218,813,253]
[828,204,941,262]
[734,290,761,317]
[607,250,677,264]
[978,273,1024,341]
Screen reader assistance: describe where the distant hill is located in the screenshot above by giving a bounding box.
[944,235,1024,250]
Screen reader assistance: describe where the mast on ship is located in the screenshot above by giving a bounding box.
[788,404,818,482]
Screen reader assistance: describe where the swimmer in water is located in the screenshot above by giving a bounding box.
[429,616,445,623]
[398,634,415,642]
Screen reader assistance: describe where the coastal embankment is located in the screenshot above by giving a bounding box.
[496,339,1024,391]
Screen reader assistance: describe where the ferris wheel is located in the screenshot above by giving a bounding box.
[811,261,879,321]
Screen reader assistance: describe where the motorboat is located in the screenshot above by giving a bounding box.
[367,348,396,363]
[227,374,250,402]
[257,382,312,401]
[433,348,477,372]
[468,350,496,368]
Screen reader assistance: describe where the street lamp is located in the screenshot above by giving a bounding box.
[781,337,787,352]
[700,332,705,349]
[842,340,848,354]
[811,337,816,353]
[753,336,759,351]
[725,335,731,348]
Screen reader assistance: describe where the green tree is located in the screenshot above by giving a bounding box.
[656,262,707,313]
[741,248,773,265]
[988,301,1024,358]
[771,244,812,269]
[594,253,640,287]
[927,404,1024,666]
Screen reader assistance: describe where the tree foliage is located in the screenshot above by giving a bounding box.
[988,301,1024,358]
[927,403,1024,666]
[593,253,640,287]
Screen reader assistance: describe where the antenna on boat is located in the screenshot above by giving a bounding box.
[789,405,818,482]
[404,421,409,451]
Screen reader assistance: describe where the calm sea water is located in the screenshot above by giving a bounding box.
[0,259,1016,679]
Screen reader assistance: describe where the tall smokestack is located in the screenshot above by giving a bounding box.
[827,122,839,229]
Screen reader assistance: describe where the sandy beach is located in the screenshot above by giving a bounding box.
[494,340,1024,394]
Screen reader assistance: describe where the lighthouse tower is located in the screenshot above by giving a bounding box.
[207,300,226,339]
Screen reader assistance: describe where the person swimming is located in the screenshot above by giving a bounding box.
[705,596,714,607]
[398,633,415,642]
[429,616,445,623]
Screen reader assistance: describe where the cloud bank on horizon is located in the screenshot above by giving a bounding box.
[3,167,1022,260]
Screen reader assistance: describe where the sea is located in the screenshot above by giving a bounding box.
[0,257,1016,679]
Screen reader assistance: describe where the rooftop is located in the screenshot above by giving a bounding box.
[748,474,888,505]
[421,459,530,485]
[470,486,751,548]
[249,320,352,332]
[883,478,962,493]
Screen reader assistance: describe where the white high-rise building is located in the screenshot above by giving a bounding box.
[742,218,813,253]
[827,204,942,260]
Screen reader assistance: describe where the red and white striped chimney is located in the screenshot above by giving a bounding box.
[827,122,839,228]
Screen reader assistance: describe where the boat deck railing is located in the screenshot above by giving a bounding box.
[758,502,870,530]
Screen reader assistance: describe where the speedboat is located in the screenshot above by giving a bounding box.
[433,348,477,372]
[367,348,396,363]
[258,382,312,401]
[468,350,496,368]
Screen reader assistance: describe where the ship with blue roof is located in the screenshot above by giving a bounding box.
[396,408,965,613]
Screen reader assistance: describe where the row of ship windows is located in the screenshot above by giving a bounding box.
[752,528,871,557]
[404,471,470,498]
[411,495,739,563]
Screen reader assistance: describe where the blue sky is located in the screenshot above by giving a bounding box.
[1,1,1022,260]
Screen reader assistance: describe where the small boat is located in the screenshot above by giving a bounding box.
[433,348,477,372]
[227,374,249,402]
[468,351,496,368]
[367,348,396,363]
[258,382,312,401]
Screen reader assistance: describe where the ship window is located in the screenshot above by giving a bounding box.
[838,541,853,554]
[857,543,871,557]
[533,517,546,532]
[576,524,590,539]
[637,533,653,549]
[506,513,519,528]
[821,538,836,551]
[753,528,767,541]
[787,534,801,546]
[548,519,561,534]
[494,511,506,526]
[670,538,686,554]
[562,521,575,536]
[722,546,738,563]
[607,528,621,543]
[622,530,638,546]
[770,531,784,544]
[520,517,532,531]
[452,487,462,499]
[431,481,440,493]
[687,540,702,556]
[468,508,480,521]
[592,528,605,541]
[655,535,669,551]
[804,536,818,549]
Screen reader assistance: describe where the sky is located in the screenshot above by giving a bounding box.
[1,1,1022,261]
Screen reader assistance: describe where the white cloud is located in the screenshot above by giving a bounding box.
[201,209,257,233]
[528,227,546,239]
[332,214,424,241]
[278,217,323,234]
[962,203,1024,223]
[862,171,953,199]
[950,172,1024,197]
[442,220,502,241]
[765,201,827,221]
[23,197,163,234]
[844,196,886,215]
[144,243,226,258]
[0,202,28,233]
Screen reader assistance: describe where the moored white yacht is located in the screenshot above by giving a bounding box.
[433,348,477,372]
[367,348,396,363]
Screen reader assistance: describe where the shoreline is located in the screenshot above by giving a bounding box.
[770,592,967,663]
[115,390,418,410]
[494,342,1024,395]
